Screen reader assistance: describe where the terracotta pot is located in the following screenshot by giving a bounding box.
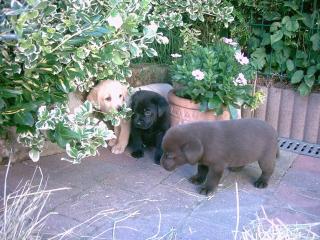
[167,90,230,126]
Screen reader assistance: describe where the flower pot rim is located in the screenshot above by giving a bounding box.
[168,89,201,110]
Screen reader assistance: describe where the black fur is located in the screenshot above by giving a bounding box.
[129,90,170,164]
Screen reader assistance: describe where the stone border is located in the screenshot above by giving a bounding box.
[242,85,320,144]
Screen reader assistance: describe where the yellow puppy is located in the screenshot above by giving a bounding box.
[87,80,130,154]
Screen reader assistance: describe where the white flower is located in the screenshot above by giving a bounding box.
[222,37,238,46]
[148,21,158,32]
[107,14,123,30]
[234,73,248,86]
[171,53,182,58]
[234,51,249,65]
[158,36,169,44]
[192,69,205,81]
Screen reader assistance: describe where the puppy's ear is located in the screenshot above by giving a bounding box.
[87,87,98,104]
[121,84,128,99]
[182,138,203,164]
[156,97,168,117]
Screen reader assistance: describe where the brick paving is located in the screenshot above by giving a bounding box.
[0,149,319,239]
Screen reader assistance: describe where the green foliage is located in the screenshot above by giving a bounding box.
[0,0,233,162]
[170,39,264,116]
[248,0,320,95]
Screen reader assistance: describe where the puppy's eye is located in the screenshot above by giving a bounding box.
[119,94,122,98]
[144,110,152,116]
[105,97,111,102]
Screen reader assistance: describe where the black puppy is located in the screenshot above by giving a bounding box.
[129,90,170,164]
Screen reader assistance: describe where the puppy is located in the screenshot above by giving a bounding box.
[87,80,130,154]
[130,90,170,164]
[160,119,279,195]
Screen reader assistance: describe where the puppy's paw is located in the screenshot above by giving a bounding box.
[108,139,117,147]
[131,150,144,158]
[189,175,205,185]
[154,151,162,165]
[199,186,214,196]
[254,178,268,188]
[111,143,126,154]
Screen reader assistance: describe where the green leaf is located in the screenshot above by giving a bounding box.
[261,33,270,46]
[302,13,313,28]
[286,59,294,71]
[310,33,320,51]
[112,51,124,65]
[208,97,222,110]
[298,82,310,96]
[228,105,239,120]
[145,48,158,57]
[270,22,281,32]
[29,149,40,162]
[291,70,304,84]
[199,101,208,112]
[13,111,34,126]
[0,98,5,110]
[304,75,315,88]
[0,88,23,98]
[283,17,299,32]
[270,30,283,45]
[307,66,317,76]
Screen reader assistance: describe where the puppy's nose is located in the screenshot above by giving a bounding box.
[136,120,143,126]
[116,106,122,112]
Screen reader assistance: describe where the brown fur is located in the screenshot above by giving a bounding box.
[87,80,130,154]
[160,119,279,195]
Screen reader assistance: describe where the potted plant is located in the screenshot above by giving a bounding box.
[168,38,264,126]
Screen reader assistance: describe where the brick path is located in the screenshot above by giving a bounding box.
[0,149,319,239]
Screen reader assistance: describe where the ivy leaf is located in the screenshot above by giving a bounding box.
[310,33,320,51]
[0,98,5,110]
[228,105,239,119]
[112,51,124,65]
[0,88,23,98]
[291,70,304,84]
[283,16,299,32]
[286,59,294,71]
[270,30,283,45]
[199,101,208,112]
[145,48,158,57]
[298,82,310,96]
[208,97,222,110]
[270,22,281,32]
[29,149,40,162]
[261,33,270,46]
[13,111,34,126]
[304,75,315,88]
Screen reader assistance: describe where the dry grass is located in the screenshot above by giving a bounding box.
[1,162,319,240]
[232,181,320,240]
[0,162,69,240]
[239,208,320,240]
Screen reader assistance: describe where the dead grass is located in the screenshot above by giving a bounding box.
[0,162,69,240]
[239,207,320,240]
[1,161,319,240]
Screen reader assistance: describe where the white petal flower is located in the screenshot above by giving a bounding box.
[148,21,158,32]
[171,53,182,58]
[192,69,205,81]
[107,14,123,29]
[158,36,169,44]
[234,73,248,86]
[222,37,238,46]
[234,51,249,65]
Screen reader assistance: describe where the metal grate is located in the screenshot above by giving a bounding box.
[278,138,320,158]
